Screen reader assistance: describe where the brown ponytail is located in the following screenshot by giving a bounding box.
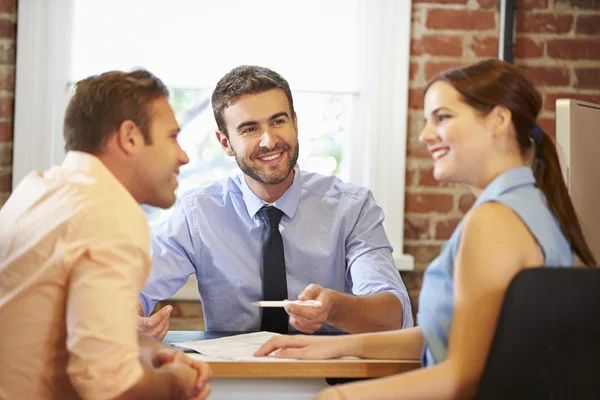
[533,129,596,266]
[425,58,597,266]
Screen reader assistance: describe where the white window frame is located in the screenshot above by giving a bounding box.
[13,0,414,275]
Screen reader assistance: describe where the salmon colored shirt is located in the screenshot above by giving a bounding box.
[0,152,151,400]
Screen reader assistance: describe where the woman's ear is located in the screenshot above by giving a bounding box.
[490,105,513,138]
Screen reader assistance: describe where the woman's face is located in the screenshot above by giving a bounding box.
[419,81,495,187]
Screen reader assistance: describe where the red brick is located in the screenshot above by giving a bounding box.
[516,13,573,34]
[404,216,430,240]
[418,167,437,187]
[0,97,12,119]
[406,115,429,158]
[472,37,498,57]
[520,66,570,87]
[426,9,495,31]
[547,39,600,60]
[0,192,8,207]
[407,136,429,157]
[435,218,461,240]
[0,144,11,167]
[409,62,419,81]
[555,0,600,9]
[403,244,443,271]
[537,118,556,140]
[405,193,454,213]
[576,15,600,35]
[413,0,467,3]
[544,92,600,111]
[408,88,424,110]
[406,169,415,187]
[0,123,11,141]
[0,0,15,13]
[400,271,423,292]
[575,68,600,90]
[425,62,464,81]
[477,0,549,8]
[407,113,424,141]
[411,35,463,57]
[0,171,10,191]
[459,193,476,213]
[0,45,14,65]
[400,270,422,319]
[407,144,430,159]
[514,37,543,58]
[0,19,14,38]
[412,6,424,26]
[474,37,536,59]
[0,67,14,91]
[419,167,452,187]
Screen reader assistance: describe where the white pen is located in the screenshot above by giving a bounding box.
[251,300,322,308]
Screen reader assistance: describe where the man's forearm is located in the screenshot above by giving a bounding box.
[122,336,189,400]
[115,366,183,400]
[327,291,404,333]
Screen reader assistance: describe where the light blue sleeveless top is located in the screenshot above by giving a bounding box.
[417,166,574,367]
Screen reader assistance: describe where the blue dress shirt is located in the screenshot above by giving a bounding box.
[140,165,413,332]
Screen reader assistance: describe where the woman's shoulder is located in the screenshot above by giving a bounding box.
[461,201,537,252]
[458,202,543,275]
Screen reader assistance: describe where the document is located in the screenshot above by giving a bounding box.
[171,331,288,360]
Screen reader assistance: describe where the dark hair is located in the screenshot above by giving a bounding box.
[211,65,295,137]
[425,58,596,266]
[64,69,169,154]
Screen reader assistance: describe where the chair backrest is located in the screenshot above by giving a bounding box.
[476,267,600,400]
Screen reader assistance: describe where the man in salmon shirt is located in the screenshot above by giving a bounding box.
[0,70,212,400]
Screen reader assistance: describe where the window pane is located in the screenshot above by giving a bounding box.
[71,0,359,92]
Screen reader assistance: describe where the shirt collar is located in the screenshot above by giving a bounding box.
[474,166,536,207]
[241,164,302,221]
[60,151,139,205]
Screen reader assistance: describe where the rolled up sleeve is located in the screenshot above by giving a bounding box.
[345,188,414,328]
[66,240,147,400]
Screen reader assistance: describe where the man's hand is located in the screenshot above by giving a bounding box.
[284,284,335,333]
[154,347,213,399]
[160,359,212,400]
[137,303,172,340]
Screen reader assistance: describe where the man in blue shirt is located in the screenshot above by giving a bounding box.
[138,66,412,339]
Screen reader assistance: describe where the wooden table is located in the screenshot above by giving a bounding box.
[164,331,421,399]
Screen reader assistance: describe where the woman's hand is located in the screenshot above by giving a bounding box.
[254,334,357,359]
[314,386,344,400]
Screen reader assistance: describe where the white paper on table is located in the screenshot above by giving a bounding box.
[171,331,285,360]
[186,353,308,362]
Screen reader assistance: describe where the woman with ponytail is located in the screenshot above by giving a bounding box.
[254,59,597,400]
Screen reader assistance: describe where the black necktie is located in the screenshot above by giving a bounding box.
[257,206,289,334]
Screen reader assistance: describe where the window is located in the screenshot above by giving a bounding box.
[14,0,414,271]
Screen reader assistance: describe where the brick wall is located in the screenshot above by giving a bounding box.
[401,0,600,320]
[0,0,15,207]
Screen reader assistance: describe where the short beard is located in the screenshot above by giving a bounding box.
[234,142,299,185]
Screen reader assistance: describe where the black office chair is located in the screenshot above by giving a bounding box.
[476,267,600,400]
